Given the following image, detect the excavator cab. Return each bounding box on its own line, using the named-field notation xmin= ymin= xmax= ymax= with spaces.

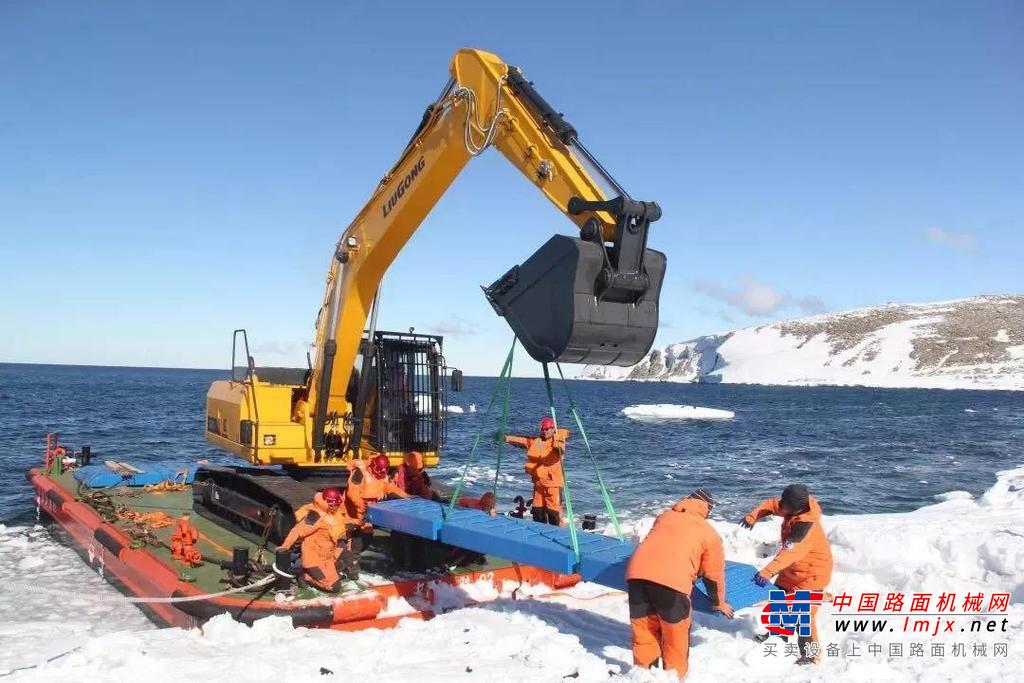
xmin=362 ymin=331 xmax=448 ymax=457
xmin=485 ymin=197 xmax=666 ymax=367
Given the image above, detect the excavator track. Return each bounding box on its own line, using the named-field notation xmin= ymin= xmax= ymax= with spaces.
xmin=192 ymin=466 xmax=348 ymax=545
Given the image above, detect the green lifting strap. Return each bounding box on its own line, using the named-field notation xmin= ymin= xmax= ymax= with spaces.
xmin=542 ymin=362 xmax=581 ymax=564
xmin=555 ymin=362 xmax=624 ymax=541
xmin=446 ymin=338 xmax=516 ymax=519
xmin=491 ymin=342 xmax=515 ymax=499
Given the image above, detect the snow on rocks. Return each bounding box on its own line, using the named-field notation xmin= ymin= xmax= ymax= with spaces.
xmin=621 ymin=404 xmax=735 ymax=422
xmin=580 ymin=295 xmax=1024 ymax=391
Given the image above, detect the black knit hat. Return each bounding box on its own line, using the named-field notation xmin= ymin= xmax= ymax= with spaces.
xmin=781 ymin=484 xmax=810 ymax=513
xmin=688 ymin=488 xmax=716 ymax=512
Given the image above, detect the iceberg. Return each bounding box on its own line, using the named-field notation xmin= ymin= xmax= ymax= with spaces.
xmin=621 ymin=403 xmax=735 ymax=421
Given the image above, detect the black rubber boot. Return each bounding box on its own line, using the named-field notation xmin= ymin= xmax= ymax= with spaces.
xmin=796 ymin=636 xmax=816 ymax=664
xmin=338 ymin=548 xmax=360 ymax=581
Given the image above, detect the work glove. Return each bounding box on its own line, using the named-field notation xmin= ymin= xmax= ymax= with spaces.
xmin=739 ymin=516 xmax=754 ymax=529
xmin=751 ymin=571 xmax=769 ymax=588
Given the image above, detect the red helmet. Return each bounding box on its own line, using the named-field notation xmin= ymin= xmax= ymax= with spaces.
xmin=539 ymin=416 xmax=555 ymax=431
xmin=369 ymin=453 xmax=390 ymax=478
xmin=322 ymin=487 xmax=343 ymax=507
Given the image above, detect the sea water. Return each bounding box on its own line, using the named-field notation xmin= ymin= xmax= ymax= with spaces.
xmin=1 ymin=363 xmax=1020 ymax=523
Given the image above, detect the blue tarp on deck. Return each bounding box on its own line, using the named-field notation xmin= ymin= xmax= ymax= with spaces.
xmin=73 ymin=464 xmax=196 ymax=488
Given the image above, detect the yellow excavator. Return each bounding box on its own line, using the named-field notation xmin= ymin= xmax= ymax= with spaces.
xmin=196 ymin=48 xmax=666 ymax=540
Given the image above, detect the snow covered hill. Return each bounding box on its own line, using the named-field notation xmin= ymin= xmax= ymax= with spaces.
xmin=580 ymin=295 xmax=1024 ymax=391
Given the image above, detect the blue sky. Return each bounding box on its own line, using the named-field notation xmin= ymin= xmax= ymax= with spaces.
xmin=1 ymin=1 xmax=1021 ymax=375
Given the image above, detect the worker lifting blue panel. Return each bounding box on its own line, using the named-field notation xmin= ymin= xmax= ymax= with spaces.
xmin=578 ymin=547 xmax=777 ymax=612
xmin=691 ymin=560 xmax=778 ymax=612
xmin=366 ymin=499 xmax=777 ymax=613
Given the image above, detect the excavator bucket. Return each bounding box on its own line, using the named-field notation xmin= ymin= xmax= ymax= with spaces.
xmin=484 ymin=235 xmax=666 ymax=367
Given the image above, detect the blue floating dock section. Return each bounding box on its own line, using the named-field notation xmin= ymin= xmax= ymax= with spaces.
xmin=366 ymin=499 xmax=777 ymax=613
xmin=365 ymin=497 xmax=445 ymax=540
xmin=691 ymin=560 xmax=778 ymax=612
xmin=366 ymin=498 xmax=622 ymax=575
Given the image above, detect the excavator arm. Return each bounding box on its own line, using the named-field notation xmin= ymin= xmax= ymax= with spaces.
xmin=205 ymin=48 xmax=665 ymax=468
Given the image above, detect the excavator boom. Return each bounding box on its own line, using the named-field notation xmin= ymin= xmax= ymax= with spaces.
xmin=205 ymin=48 xmax=666 ymax=472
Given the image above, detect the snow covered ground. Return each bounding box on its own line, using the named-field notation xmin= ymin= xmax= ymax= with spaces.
xmin=621 ymin=404 xmax=736 ymax=422
xmin=1 ymin=465 xmax=1022 ymax=682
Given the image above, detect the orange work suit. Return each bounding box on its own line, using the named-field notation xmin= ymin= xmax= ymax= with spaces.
xmin=279 ymin=492 xmax=354 ymax=591
xmin=393 ymin=451 xmax=436 ymax=500
xmin=505 ymin=428 xmax=567 ymax=525
xmin=458 ymin=494 xmax=496 ymax=514
xmin=625 ymin=498 xmax=726 ymax=679
xmin=744 ymin=496 xmax=833 ymax=658
xmin=343 ymin=459 xmax=411 ymax=527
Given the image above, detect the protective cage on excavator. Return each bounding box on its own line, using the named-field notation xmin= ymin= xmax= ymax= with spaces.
xmin=367 ymin=332 xmax=448 ymax=455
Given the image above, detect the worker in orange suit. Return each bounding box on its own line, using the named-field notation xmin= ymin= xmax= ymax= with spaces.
xmin=458 ymin=491 xmax=497 ymax=516
xmin=504 ymin=416 xmax=567 ymax=525
xmin=343 ymin=453 xmax=411 ymax=557
xmin=390 ymin=450 xmax=440 ymax=570
xmin=742 ymin=483 xmax=833 ymax=665
xmin=393 ymin=451 xmax=439 ymax=500
xmin=626 ymin=489 xmax=734 ymax=679
xmin=278 ymin=487 xmax=358 ymax=590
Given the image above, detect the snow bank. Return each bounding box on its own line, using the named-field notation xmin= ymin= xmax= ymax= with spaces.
xmin=4 ymin=466 xmax=1023 ymax=681
xmin=621 ymin=404 xmax=735 ymax=422
xmin=0 ymin=524 xmax=153 ymax=677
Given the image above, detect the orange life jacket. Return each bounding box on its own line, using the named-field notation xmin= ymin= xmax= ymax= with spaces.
xmin=507 ymin=428 xmax=568 ymax=488
xmin=279 ymin=492 xmax=350 ymax=572
xmin=343 ymin=459 xmax=409 ymax=523
xmin=394 ymin=451 xmax=433 ymax=498
xmin=291 ymin=493 xmax=349 ymax=543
